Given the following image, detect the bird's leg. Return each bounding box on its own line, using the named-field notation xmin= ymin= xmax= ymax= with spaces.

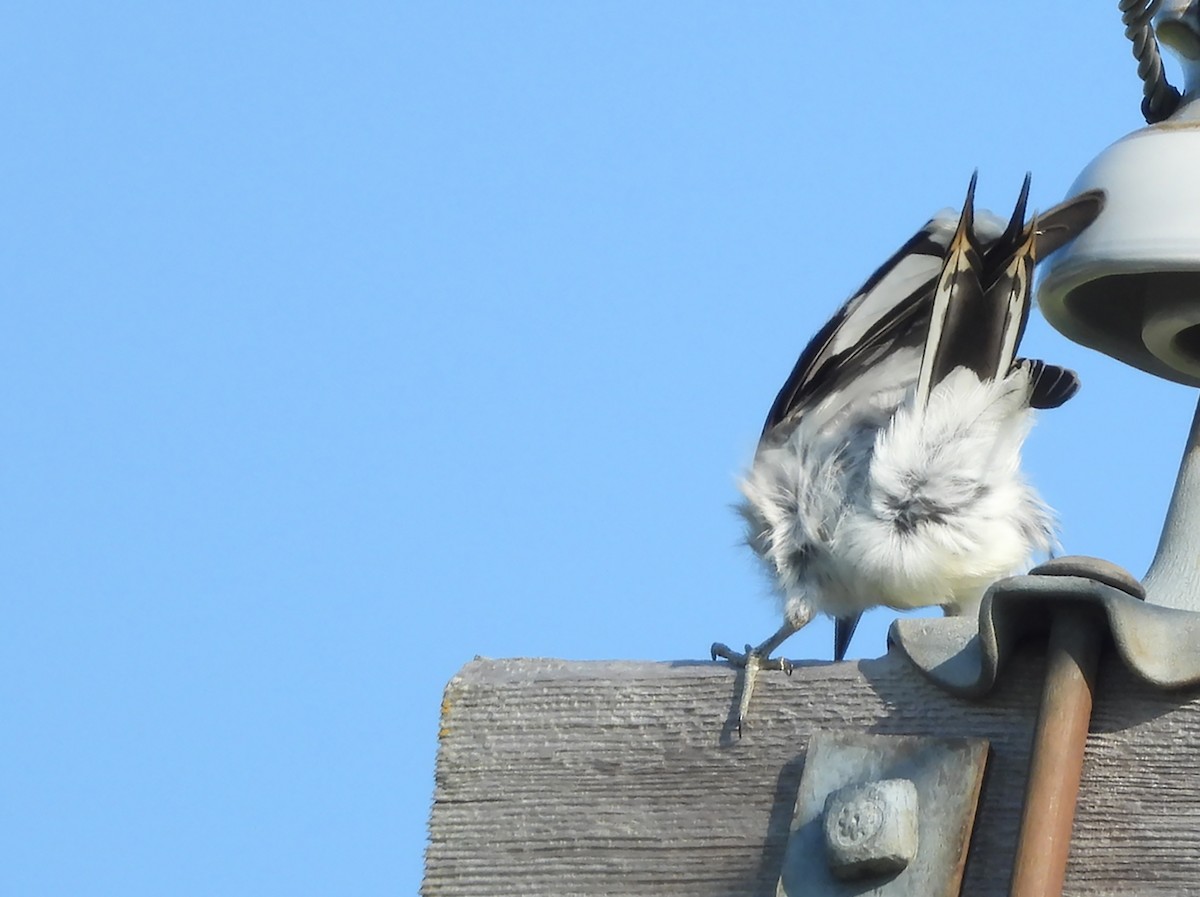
xmin=710 ymin=604 xmax=813 ymax=734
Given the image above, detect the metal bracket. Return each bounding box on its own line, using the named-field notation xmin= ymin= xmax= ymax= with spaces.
xmin=888 ymin=555 xmax=1200 ymax=698
xmin=779 ymin=732 xmax=988 ymax=897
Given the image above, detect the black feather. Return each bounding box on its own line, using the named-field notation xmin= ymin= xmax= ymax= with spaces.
xmin=834 ymin=614 xmax=860 ymax=662
xmin=1020 ymin=358 xmax=1081 ymax=409
xmin=917 ymin=174 xmax=1002 ymax=402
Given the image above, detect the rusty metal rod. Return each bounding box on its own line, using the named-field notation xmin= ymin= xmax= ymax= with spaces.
xmin=1008 ymin=606 xmax=1103 ymax=897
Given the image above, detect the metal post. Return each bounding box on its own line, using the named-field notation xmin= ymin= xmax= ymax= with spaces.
xmin=1142 ymin=393 xmax=1200 ymax=612
xmin=1008 ymin=606 xmax=1103 ymax=897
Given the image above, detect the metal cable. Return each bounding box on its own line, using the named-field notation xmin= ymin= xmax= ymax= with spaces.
xmin=1120 ymin=0 xmax=1182 ymax=123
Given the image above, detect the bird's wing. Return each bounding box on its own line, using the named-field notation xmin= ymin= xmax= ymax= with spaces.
xmin=761 ymin=224 xmax=953 ymax=436
xmin=1019 ymin=358 xmax=1081 ymax=409
xmin=761 ymin=185 xmax=1103 ymax=438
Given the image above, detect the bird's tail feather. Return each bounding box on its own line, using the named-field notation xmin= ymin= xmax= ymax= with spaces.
xmin=915 ymin=175 xmax=1069 ymax=411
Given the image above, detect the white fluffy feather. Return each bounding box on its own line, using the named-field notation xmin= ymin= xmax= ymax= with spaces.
xmin=739 ymin=337 xmax=1054 ymax=626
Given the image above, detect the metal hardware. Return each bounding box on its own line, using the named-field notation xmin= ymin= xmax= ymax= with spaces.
xmin=1008 ymin=605 xmax=1103 ymax=897
xmin=823 ymin=778 xmax=919 ymax=880
xmin=887 ymin=556 xmax=1200 ymax=697
xmin=779 ymin=733 xmax=988 ymax=897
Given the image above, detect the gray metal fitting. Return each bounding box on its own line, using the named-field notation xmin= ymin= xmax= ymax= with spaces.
xmin=822 ymin=778 xmax=919 ymax=880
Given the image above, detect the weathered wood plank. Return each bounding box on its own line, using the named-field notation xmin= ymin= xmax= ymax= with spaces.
xmin=423 ymin=648 xmax=1200 ymax=896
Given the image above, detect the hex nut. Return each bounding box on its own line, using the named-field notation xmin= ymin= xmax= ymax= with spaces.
xmin=822 ymin=778 xmax=919 ymax=880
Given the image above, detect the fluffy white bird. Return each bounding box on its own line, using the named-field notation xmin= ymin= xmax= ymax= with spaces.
xmin=712 ymin=174 xmax=1104 ymax=730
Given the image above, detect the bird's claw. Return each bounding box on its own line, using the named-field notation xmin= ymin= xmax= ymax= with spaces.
xmin=710 ymin=641 xmax=743 ymax=665
xmin=711 ymin=642 xmax=790 ymax=668
xmin=756 ymin=653 xmax=792 ymax=674
xmin=709 ymin=640 xmax=792 ymax=735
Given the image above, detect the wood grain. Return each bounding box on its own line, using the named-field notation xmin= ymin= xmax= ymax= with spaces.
xmin=423 ymin=648 xmax=1200 ymax=896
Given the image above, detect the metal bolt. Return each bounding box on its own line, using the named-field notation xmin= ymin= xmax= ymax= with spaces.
xmin=822 ymin=778 xmax=919 ymax=880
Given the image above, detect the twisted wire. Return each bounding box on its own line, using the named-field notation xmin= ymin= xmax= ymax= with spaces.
xmin=1120 ymin=0 xmax=1182 ymax=123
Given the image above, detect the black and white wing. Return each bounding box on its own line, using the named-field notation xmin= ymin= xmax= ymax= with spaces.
xmin=761 ymin=182 xmax=1103 ymax=443
xmin=761 ymin=223 xmax=953 ymax=440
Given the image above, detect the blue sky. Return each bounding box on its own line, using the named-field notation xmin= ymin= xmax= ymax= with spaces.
xmin=4 ymin=4 xmax=1196 ymax=895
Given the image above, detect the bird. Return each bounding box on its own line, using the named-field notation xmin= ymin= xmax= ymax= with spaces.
xmin=711 ymin=174 xmax=1104 ymax=732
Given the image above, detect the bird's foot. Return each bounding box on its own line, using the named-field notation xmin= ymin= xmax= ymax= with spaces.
xmin=710 ymin=642 xmax=794 ymax=673
xmin=710 ymin=642 xmax=793 ymax=736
